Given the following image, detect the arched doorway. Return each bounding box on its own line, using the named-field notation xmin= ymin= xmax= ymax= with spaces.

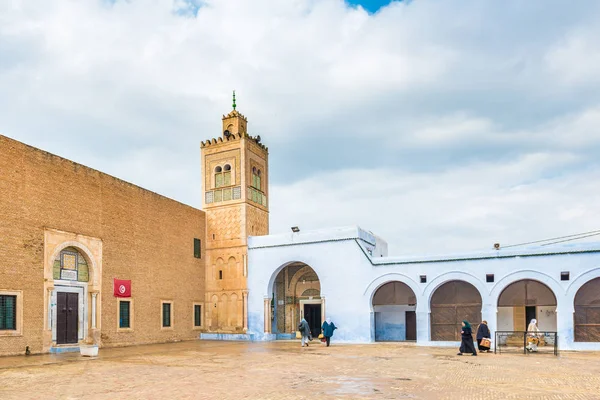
xmin=497 ymin=279 xmax=557 ymax=332
xmin=430 ymin=281 xmax=482 ymax=341
xmin=270 ymin=262 xmax=322 ymax=338
xmin=372 ymin=281 xmax=417 ymax=341
xmin=574 ymin=277 xmax=600 ymax=342
xmin=50 ymin=246 xmax=91 ymax=345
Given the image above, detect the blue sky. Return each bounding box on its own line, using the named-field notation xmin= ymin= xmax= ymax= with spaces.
xmin=1 ymin=0 xmax=600 ymax=254
xmin=347 ymin=0 xmax=394 ymax=13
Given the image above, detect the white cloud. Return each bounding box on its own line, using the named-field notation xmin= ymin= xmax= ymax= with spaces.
xmin=1 ymin=0 xmax=600 ymax=254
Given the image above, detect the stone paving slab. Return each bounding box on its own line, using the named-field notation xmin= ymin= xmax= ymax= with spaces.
xmin=1 ymin=341 xmax=599 ymax=399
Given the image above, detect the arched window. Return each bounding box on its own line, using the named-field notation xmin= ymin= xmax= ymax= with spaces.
xmin=252 ymin=168 xmax=261 ymax=191
xmin=215 ymin=165 xmax=231 ymax=188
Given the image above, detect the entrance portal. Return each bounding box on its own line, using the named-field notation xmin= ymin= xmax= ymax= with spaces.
xmin=372 ymin=281 xmax=417 ymax=341
xmin=56 ymin=292 xmax=79 ymax=344
xmin=270 ymin=262 xmax=323 ymax=337
xmin=304 ymin=304 xmax=322 ymax=338
xmin=497 ymin=279 xmax=557 ymax=332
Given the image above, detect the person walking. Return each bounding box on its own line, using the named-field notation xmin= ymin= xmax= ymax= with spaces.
xmin=321 ymin=317 xmax=337 ymax=347
xmin=476 ymin=320 xmax=491 ymax=352
xmin=526 ymin=319 xmax=541 ymax=352
xmin=298 ymin=318 xmax=311 ymax=347
xmin=457 ymin=320 xmax=477 ymax=356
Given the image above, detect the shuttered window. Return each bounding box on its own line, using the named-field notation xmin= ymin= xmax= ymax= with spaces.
xmin=119 ymin=301 xmax=130 ymax=329
xmin=0 ymin=295 xmax=16 ymax=330
xmin=194 ymin=305 xmax=202 ymax=327
xmin=193 ymin=238 xmax=201 ymax=259
xmin=162 ymin=303 xmax=171 ymax=327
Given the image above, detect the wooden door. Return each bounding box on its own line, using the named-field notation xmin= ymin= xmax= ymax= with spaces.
xmin=56 ymin=292 xmax=79 ymax=344
xmin=405 ymin=311 xmax=417 ymax=341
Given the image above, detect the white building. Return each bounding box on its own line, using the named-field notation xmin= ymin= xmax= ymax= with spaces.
xmin=246 ymin=226 xmax=600 ymax=351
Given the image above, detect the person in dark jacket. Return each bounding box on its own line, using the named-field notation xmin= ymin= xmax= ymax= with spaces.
xmin=321 ymin=318 xmax=337 ymax=347
xmin=476 ymin=320 xmax=491 ymax=352
xmin=298 ymin=318 xmax=311 ymax=347
xmin=457 ymin=320 xmax=477 ymax=356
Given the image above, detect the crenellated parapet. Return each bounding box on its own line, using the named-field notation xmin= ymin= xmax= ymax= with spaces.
xmin=201 ymin=132 xmax=268 ymax=152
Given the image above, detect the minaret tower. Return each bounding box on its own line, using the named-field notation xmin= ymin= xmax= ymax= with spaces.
xmin=201 ymin=92 xmax=269 ymax=333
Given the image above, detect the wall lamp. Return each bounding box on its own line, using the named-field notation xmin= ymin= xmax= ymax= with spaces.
xmin=291 ymin=226 xmax=300 ymax=233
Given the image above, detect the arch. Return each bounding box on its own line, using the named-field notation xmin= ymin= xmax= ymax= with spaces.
xmin=490 ymin=270 xmax=563 ymax=305
xmin=363 ymin=274 xmax=421 ymax=312
xmin=567 ymin=267 xmax=600 ymax=309
xmin=372 ymin=281 xmax=418 ymax=342
xmin=424 ymin=271 xmax=486 ymax=309
xmin=229 ymin=293 xmax=239 ymax=328
xmin=268 ymin=261 xmax=323 ymax=336
xmin=48 ymin=241 xmax=98 ymax=285
xmin=218 ymin=294 xmax=228 ymax=328
xmin=430 ymin=280 xmax=482 ymax=341
xmin=228 ymin=256 xmax=237 ymax=278
xmin=574 ymin=277 xmax=600 ymax=342
xmin=496 ymin=279 xmax=557 ymax=333
xmin=210 ymin=295 xmax=219 ymax=330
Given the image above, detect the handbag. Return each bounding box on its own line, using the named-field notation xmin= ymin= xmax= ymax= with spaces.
xmin=295 ymin=331 xmax=301 ymax=339
xmin=318 ymin=333 xmax=324 ymax=339
xmin=480 ymin=338 xmax=491 ymax=347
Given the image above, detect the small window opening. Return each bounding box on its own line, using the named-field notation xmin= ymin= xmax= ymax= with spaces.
xmin=193 ymin=238 xmax=201 ymax=259
xmin=561 ymin=271 xmax=570 ymax=281
xmin=224 ymin=164 xmax=231 ymax=171
xmin=219 ymin=270 xmax=223 ymax=280
xmin=486 ymin=274 xmax=495 ymax=283
xmin=420 ymin=275 xmax=427 ymax=283
xmin=212 ymin=234 xmax=215 ymax=240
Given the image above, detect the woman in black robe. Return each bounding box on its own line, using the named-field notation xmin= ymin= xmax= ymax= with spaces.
xmin=476 ymin=320 xmax=491 ymax=352
xmin=457 ymin=320 xmax=477 ymax=356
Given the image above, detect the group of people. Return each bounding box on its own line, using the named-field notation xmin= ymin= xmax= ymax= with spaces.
xmin=458 ymin=319 xmax=543 ymax=355
xmin=457 ymin=320 xmax=491 ymax=356
xmin=298 ymin=317 xmax=337 ymax=347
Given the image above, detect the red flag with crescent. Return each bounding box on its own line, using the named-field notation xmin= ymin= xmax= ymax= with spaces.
xmin=114 ymin=279 xmax=131 ymax=297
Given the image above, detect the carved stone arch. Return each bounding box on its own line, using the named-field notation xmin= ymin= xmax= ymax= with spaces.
xmin=228 ymin=256 xmax=237 ymax=278
xmin=229 ymin=293 xmax=239 ymax=328
xmin=210 ymin=295 xmax=219 ymax=330
xmin=219 ymin=293 xmax=228 ymax=328
xmin=48 ymin=241 xmax=99 ymax=285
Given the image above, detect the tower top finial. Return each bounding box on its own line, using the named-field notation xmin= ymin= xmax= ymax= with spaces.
xmin=232 ymin=90 xmax=236 ymax=110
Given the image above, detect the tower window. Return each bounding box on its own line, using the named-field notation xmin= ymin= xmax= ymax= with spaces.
xmin=219 ymin=270 xmax=223 ymax=280
xmin=215 ymin=165 xmax=231 ymax=188
xmin=193 ymin=238 xmax=201 ymax=259
xmin=252 ymin=168 xmax=261 ymax=191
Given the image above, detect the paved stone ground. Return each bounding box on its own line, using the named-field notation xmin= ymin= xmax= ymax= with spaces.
xmin=1 ymin=341 xmax=599 ymax=399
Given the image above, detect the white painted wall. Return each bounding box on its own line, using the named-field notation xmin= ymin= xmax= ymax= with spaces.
xmin=497 ymin=307 xmax=514 ymax=332
xmin=536 ymin=306 xmax=557 ymax=332
xmin=247 ymin=225 xmax=600 ymax=351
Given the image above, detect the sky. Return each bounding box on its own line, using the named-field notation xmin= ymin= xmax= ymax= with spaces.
xmin=1 ymin=0 xmax=600 ymax=255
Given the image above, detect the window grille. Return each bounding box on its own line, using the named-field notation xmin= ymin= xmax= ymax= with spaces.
xmin=0 ymin=295 xmax=16 ymax=330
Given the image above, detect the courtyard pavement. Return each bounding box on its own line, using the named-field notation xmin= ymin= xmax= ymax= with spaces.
xmin=0 ymin=340 xmax=599 ymax=399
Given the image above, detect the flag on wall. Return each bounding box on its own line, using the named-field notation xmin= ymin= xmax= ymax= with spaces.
xmin=114 ymin=279 xmax=131 ymax=297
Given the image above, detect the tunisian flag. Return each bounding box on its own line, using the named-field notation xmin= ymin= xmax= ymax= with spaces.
xmin=114 ymin=279 xmax=132 ymax=297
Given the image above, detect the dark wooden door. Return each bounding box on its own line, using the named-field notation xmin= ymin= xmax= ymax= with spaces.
xmin=304 ymin=304 xmax=321 ymax=338
xmin=56 ymin=292 xmax=79 ymax=344
xmin=405 ymin=311 xmax=417 ymax=341
xmin=526 ymin=306 xmax=537 ymax=329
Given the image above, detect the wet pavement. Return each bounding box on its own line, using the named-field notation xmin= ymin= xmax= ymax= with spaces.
xmin=1 ymin=340 xmax=600 ymax=399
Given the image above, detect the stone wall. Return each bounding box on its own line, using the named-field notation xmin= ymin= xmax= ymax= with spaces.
xmin=0 ymin=135 xmax=205 ymax=355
